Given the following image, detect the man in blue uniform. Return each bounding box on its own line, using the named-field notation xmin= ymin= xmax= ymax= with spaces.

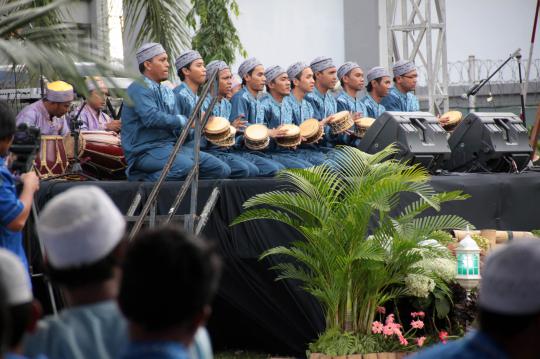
xmin=381 ymin=60 xmax=420 ymax=112
xmin=121 ymin=43 xmax=230 ymax=181
xmin=0 ymin=102 xmax=39 ymax=272
xmin=261 ymin=65 xmax=313 ymax=168
xmin=172 ymin=50 xmax=234 ymax=178
xmin=282 ymin=62 xmax=326 ymax=164
xmin=230 ymin=58 xmax=284 ymax=176
xmin=360 ymin=66 xmax=392 ymax=119
xmin=200 ymin=59 xmax=257 ymax=177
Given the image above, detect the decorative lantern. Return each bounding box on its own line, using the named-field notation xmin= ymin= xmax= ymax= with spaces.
xmin=456 ymin=233 xmax=481 ymax=291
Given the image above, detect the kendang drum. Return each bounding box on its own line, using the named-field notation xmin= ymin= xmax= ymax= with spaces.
xmin=329 ymin=111 xmax=354 ymax=134
xmin=205 ymin=117 xmax=236 ymax=147
xmin=275 ymin=124 xmax=302 ymax=148
xmin=244 ymin=124 xmax=270 ymax=150
xmin=441 ymin=111 xmax=463 ymax=132
xmin=64 ymin=131 xmax=127 ymax=179
xmin=354 ymin=117 xmax=376 ymax=138
xmin=34 ymin=135 xmax=68 ymax=178
xmin=299 ymin=119 xmax=324 ymax=144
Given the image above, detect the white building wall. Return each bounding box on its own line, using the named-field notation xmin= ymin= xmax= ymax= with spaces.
xmin=231 ymin=0 xmax=345 ymax=73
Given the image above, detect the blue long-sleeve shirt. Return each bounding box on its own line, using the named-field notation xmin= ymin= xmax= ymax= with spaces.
xmin=360 ymin=93 xmax=387 ymax=118
xmin=380 ymin=86 xmax=420 ymax=112
xmin=304 ymin=87 xmax=337 ymax=120
xmin=336 ymin=90 xmax=367 ymax=115
xmin=282 ymin=94 xmax=315 ymax=125
xmin=229 ymin=87 xmax=264 ymax=124
xmin=121 ymin=77 xmax=187 ymax=164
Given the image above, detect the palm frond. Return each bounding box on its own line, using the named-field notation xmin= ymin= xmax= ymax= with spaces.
xmin=123 ymin=0 xmax=191 ymax=60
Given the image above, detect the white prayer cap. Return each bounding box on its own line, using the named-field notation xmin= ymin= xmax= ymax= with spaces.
xmin=45 ymin=81 xmax=74 ymax=103
xmin=136 ymin=42 xmax=166 ymax=65
xmin=479 ymin=239 xmax=540 ymax=315
xmin=393 ymin=60 xmax=416 ymax=77
xmin=0 ymin=249 xmax=33 ymax=305
xmin=206 ymin=60 xmax=229 ymax=76
xmin=85 ymin=76 xmax=107 ymax=92
xmin=37 ymin=185 xmax=126 ymax=269
xmin=366 ymin=66 xmax=391 ymax=83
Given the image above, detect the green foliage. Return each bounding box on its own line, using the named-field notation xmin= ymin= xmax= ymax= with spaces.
xmin=429 ymin=230 xmax=454 ymax=245
xmin=533 ymin=229 xmax=540 ymax=237
xmin=0 ymin=0 xmax=123 ymax=93
xmin=471 ymin=234 xmax=489 ymax=252
xmin=187 ymin=0 xmax=247 ymax=64
xmin=123 ymin=0 xmax=191 ymax=61
xmin=232 ymin=145 xmax=473 ymax=336
xmin=308 ymin=328 xmax=379 ymax=356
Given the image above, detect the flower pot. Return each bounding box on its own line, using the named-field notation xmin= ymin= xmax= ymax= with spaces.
xmin=363 ymin=353 xmax=378 ymax=359
xmin=348 ymin=355 xmax=363 ymax=359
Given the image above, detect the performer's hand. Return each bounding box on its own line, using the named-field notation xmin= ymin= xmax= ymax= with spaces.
xmin=437 ymin=114 xmax=450 ymax=125
xmin=232 ymin=115 xmax=247 ymax=130
xmin=321 ymin=115 xmax=334 ymax=126
xmin=352 ymin=112 xmax=362 ymax=121
xmin=106 ymin=120 xmax=121 ymax=132
xmin=270 ymin=127 xmax=288 ymax=138
xmin=20 ymin=172 xmax=39 ymax=193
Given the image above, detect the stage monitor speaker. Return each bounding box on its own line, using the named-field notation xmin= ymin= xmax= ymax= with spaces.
xmin=445 ymin=112 xmax=532 ymax=172
xmin=358 ymin=111 xmax=451 ymax=171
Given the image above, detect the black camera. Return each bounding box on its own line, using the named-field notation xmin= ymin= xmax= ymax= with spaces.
xmin=9 ymin=123 xmax=41 ymax=174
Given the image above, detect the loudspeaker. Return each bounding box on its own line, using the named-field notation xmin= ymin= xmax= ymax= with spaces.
xmin=445 ymin=112 xmax=532 ymax=172
xmin=358 ymin=111 xmax=451 ymax=170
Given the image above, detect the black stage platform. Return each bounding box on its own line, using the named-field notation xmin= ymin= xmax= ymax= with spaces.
xmin=34 ymin=171 xmax=540 ymax=355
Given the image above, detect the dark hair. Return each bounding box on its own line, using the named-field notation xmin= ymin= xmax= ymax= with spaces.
xmin=138 ymin=62 xmax=146 ymax=75
xmin=340 ymin=79 xmax=345 ymax=88
xmin=118 ymin=226 xmax=222 ymax=332
xmin=366 ymin=78 xmax=383 ymax=93
xmin=241 ymin=68 xmax=256 ymax=87
xmin=7 ymin=303 xmax=32 ymax=348
xmin=290 ymin=72 xmax=303 ymax=90
xmin=0 ymin=102 xmax=16 ymax=141
xmin=479 ymin=308 xmax=540 ymax=338
xmin=46 ymin=243 xmax=122 ymax=289
xmin=177 ymin=61 xmax=196 ymax=82
xmin=393 ymin=77 xmax=397 ymax=83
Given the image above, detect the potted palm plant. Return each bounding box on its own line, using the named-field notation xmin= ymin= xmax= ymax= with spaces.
xmin=232 ymin=145 xmax=472 ymax=357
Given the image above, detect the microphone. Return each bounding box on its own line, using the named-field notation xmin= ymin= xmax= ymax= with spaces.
xmin=462 ymin=82 xmax=480 ymax=98
xmin=511 ymin=48 xmax=521 ymax=58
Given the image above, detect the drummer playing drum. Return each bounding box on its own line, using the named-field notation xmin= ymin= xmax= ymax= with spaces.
xmin=76 ymin=76 xmax=121 ymax=132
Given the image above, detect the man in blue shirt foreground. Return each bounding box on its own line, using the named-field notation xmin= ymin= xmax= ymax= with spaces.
xmin=118 ymin=226 xmax=222 ymax=359
xmin=413 ymin=239 xmax=540 ymax=359
xmin=0 ymin=101 xmax=40 ymax=272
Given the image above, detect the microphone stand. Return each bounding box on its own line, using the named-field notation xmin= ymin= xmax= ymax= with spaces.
xmin=465 ymin=49 xmax=526 ymax=125
xmin=516 ymin=53 xmax=527 ymax=124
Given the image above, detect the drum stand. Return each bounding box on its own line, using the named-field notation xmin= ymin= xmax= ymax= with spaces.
xmin=48 ymin=102 xmax=98 ymax=181
xmin=126 ymin=70 xmax=222 ymax=238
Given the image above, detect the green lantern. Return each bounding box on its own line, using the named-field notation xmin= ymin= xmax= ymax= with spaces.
xmin=456 ymin=234 xmax=481 ymax=291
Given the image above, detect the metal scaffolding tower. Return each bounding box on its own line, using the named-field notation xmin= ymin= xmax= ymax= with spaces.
xmin=386 ymin=0 xmax=449 ymax=114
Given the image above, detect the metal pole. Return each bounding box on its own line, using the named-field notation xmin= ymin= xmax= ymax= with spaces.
xmin=468 ymin=55 xmax=477 ymax=112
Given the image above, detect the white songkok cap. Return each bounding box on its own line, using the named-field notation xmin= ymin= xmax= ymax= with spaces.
xmin=479 ymin=239 xmax=540 ymax=315
xmin=85 ymin=76 xmax=107 ymax=92
xmin=136 ymin=42 xmax=166 ymax=65
xmin=37 ymin=185 xmax=126 ymax=269
xmin=0 ymin=249 xmax=33 ymax=305
xmin=393 ymin=60 xmax=416 ymax=77
xmin=366 ymin=66 xmax=391 ymax=83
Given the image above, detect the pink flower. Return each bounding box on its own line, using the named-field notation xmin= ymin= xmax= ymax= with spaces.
xmin=411 ymin=311 xmax=426 ymax=318
xmin=376 ymin=306 xmax=386 ymax=314
xmin=398 ymin=334 xmax=408 ymax=346
xmin=385 ymin=313 xmax=395 ymax=324
xmin=439 ymin=330 xmax=448 ymax=344
xmin=411 ymin=319 xmax=425 ymax=329
xmin=372 ymin=321 xmax=384 ymax=334
xmin=416 ymin=336 xmax=426 ymax=347
xmin=383 ymin=324 xmax=395 ymax=336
